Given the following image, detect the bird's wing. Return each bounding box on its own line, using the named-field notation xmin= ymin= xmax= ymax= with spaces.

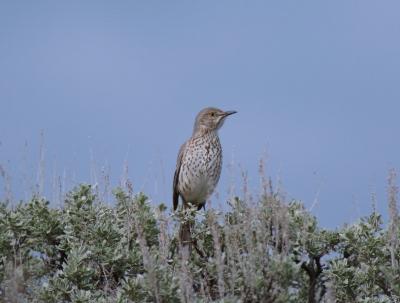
xmin=173 ymin=142 xmax=186 ymax=211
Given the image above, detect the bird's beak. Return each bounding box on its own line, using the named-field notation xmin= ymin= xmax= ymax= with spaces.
xmin=222 ymin=110 xmax=237 ymax=117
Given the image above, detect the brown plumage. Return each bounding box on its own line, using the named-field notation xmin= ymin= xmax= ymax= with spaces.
xmin=173 ymin=107 xmax=236 ymax=249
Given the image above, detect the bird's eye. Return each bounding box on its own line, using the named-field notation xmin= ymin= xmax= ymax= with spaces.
xmin=210 ymin=112 xmax=216 ymax=117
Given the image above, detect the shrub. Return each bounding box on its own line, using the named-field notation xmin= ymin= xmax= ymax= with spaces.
xmin=0 ymin=182 xmax=399 ymax=302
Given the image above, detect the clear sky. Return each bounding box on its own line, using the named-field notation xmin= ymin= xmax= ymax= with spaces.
xmin=1 ymin=1 xmax=399 ymax=228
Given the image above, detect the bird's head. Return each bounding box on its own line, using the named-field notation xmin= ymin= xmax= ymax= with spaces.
xmin=193 ymin=107 xmax=237 ymax=135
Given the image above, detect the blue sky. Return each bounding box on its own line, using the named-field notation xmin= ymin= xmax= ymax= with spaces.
xmin=1 ymin=1 xmax=399 ymax=228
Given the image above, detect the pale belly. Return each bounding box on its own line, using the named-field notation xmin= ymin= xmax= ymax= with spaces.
xmin=180 ymin=172 xmax=214 ymax=204
xmin=178 ymin=140 xmax=222 ymax=205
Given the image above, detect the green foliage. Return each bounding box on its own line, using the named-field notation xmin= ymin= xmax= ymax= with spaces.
xmin=327 ymin=212 xmax=400 ymax=302
xmin=0 ymin=184 xmax=399 ymax=302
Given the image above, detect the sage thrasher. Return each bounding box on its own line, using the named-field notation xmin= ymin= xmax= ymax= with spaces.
xmin=173 ymin=107 xmax=236 ymax=248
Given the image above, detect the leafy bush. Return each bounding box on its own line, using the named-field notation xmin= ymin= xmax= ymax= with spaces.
xmin=0 ymin=182 xmax=399 ymax=302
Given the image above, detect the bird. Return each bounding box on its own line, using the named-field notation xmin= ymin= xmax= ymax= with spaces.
xmin=173 ymin=107 xmax=236 ymax=248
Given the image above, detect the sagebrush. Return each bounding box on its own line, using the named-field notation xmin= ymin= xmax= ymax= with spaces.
xmin=0 ymin=179 xmax=399 ymax=302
